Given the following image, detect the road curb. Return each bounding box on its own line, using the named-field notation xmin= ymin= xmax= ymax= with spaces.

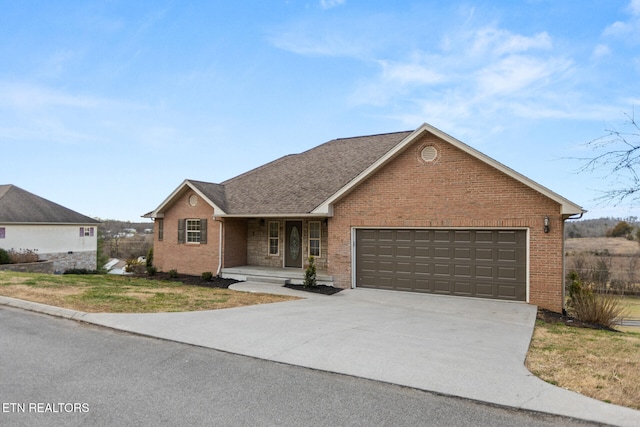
xmin=0 ymin=296 xmax=89 ymax=321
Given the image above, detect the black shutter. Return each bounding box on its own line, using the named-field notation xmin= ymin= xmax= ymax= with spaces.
xmin=200 ymin=219 xmax=207 ymax=244
xmin=178 ymin=219 xmax=185 ymax=243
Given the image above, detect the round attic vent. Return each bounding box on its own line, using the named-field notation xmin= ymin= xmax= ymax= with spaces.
xmin=421 ymin=146 xmax=438 ymax=162
xmin=188 ymin=194 xmax=198 ymax=206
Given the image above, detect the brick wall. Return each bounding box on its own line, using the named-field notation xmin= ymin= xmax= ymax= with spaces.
xmin=223 ymin=218 xmax=248 ymax=268
xmin=328 ymin=132 xmax=566 ymax=312
xmin=153 ymin=190 xmax=219 ymax=276
xmin=0 ymin=260 xmax=54 ymax=273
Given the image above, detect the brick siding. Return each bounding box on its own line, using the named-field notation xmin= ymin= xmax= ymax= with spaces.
xmin=223 ymin=218 xmax=248 ymax=268
xmin=153 ymin=191 xmax=219 ymax=276
xmin=328 ymin=133 xmax=566 ymax=312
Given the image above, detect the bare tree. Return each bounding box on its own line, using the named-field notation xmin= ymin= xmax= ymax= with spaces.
xmin=578 ymin=112 xmax=640 ymax=206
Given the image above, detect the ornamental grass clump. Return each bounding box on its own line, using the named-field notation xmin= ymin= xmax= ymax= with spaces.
xmin=567 ymin=271 xmax=628 ymax=328
xmin=8 ymin=248 xmax=39 ymax=264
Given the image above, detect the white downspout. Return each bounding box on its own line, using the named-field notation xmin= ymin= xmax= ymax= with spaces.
xmin=216 ymin=218 xmax=223 ymax=277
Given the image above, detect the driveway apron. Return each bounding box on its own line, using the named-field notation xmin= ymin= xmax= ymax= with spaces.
xmin=73 ymin=284 xmax=640 ymax=426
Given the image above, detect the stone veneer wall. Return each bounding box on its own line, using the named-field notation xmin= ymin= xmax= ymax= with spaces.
xmin=246 ymin=219 xmax=329 ymax=270
xmin=39 ymin=251 xmax=98 ymax=273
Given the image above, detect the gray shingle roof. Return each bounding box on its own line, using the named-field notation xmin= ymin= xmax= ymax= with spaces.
xmin=187 ymin=131 xmax=412 ymax=215
xmin=0 ymin=185 xmax=100 ymax=224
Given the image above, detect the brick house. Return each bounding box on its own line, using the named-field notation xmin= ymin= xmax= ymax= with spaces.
xmin=145 ymin=123 xmax=584 ymax=312
xmin=0 ymin=185 xmax=100 ymax=272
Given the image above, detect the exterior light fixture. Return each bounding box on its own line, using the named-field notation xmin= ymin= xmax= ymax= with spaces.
xmin=544 ymin=216 xmax=550 ymax=233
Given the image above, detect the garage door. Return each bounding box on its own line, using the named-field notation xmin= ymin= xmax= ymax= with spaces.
xmin=355 ymin=229 xmax=527 ymax=301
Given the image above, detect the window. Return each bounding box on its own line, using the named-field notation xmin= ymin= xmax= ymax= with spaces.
xmin=178 ymin=219 xmax=207 ymax=244
xmin=268 ymin=222 xmax=279 ymax=255
xmin=186 ymin=219 xmax=201 ymax=243
xmin=0 ymin=227 xmax=5 ymax=239
xmin=79 ymin=227 xmax=94 ymax=237
xmin=309 ymin=221 xmax=321 ymax=257
xmin=157 ymin=219 xmax=164 ymax=241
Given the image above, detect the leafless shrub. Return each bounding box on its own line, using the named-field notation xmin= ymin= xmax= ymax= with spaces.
xmin=8 ymin=248 xmax=39 ymax=264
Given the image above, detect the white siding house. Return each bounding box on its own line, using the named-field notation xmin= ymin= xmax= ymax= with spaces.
xmin=0 ymin=185 xmax=101 ymax=272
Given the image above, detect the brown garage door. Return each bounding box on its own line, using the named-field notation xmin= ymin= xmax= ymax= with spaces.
xmin=356 ymin=229 xmax=527 ymax=301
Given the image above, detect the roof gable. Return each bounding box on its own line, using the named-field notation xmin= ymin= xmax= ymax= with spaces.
xmin=149 ymin=179 xmax=227 ymax=218
xmin=313 ymin=123 xmax=584 ymax=216
xmin=0 ymin=185 xmax=100 ymax=224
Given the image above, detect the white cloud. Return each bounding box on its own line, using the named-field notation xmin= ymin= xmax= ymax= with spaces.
xmin=0 ymin=82 xmax=102 ymax=110
xmin=592 ymin=43 xmax=611 ymax=59
xmin=470 ymin=27 xmax=552 ymax=57
xmin=270 ymin=31 xmax=355 ymax=56
xmin=629 ymin=0 xmax=640 ymax=16
xmin=603 ymin=20 xmax=633 ymax=37
xmin=379 ymin=60 xmax=446 ymax=85
xmin=320 ymin=0 xmax=345 ymax=10
xmin=602 ymin=0 xmax=640 ymax=39
xmin=475 ymin=55 xmax=572 ymax=97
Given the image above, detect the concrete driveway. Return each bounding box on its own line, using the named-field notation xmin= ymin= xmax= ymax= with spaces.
xmin=4 ymin=283 xmax=640 ymax=426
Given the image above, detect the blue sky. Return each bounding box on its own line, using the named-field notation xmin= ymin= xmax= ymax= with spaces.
xmin=2 ymin=0 xmax=640 ymax=222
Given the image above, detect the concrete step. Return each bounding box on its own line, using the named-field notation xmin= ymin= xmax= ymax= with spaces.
xmin=245 ymin=275 xmax=288 ymax=285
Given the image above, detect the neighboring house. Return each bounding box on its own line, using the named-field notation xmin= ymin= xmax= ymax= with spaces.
xmin=0 ymin=185 xmax=101 ymax=272
xmin=145 ymin=123 xmax=584 ymax=313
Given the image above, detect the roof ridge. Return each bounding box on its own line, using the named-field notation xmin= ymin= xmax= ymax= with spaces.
xmin=333 ymin=130 xmax=413 ymax=141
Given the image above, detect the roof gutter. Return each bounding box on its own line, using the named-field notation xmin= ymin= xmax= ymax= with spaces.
xmin=564 ymin=212 xmax=586 ymax=221
xmin=213 ymin=213 xmax=330 ymax=219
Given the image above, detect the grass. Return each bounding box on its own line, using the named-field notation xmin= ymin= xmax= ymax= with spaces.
xmin=625 ymin=297 xmax=640 ymax=318
xmin=0 ymin=271 xmax=298 ymax=313
xmin=526 ymin=315 xmax=640 ymax=410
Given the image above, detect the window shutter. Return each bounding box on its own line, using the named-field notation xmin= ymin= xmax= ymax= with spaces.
xmin=200 ymin=219 xmax=207 ymax=244
xmin=178 ymin=219 xmax=185 ymax=243
xmin=158 ymin=219 xmax=164 ymax=241
xmin=80 ymin=227 xmax=84 ymax=237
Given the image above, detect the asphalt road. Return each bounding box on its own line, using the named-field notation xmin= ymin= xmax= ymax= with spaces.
xmin=0 ymin=307 xmax=593 ymax=427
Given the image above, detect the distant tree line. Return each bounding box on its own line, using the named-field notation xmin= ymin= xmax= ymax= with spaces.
xmin=565 ymin=217 xmax=640 ymax=239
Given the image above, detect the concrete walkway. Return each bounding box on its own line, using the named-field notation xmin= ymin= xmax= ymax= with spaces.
xmin=2 ymin=283 xmax=640 ymax=426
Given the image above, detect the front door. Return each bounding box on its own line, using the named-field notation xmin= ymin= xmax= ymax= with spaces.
xmin=285 ymin=221 xmax=303 ymax=268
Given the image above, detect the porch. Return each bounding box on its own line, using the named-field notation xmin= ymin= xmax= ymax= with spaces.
xmin=221 ymin=265 xmax=334 ymax=287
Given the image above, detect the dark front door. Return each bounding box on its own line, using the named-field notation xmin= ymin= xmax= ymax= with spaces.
xmin=285 ymin=221 xmax=303 ymax=268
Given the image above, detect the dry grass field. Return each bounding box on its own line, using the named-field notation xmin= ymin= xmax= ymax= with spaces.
xmin=565 ymin=237 xmax=640 ymax=294
xmin=565 ymin=237 xmax=640 ymax=256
